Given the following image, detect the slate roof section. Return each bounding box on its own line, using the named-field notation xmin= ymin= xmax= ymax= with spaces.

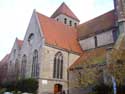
xmin=37 ymin=12 xmax=82 ymax=54
xmin=77 ymin=10 xmax=116 ymax=40
xmin=51 ymin=2 xmax=80 ymax=22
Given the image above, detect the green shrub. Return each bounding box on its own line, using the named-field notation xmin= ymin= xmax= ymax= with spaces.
xmin=12 ymin=91 xmax=17 ymax=94
xmin=1 ymin=78 xmax=38 ymax=93
xmin=116 ymin=85 xmax=125 ymax=94
xmin=0 ymin=88 xmax=7 ymax=94
xmin=16 ymin=78 xmax=38 ymax=93
xmin=17 ymin=91 xmax=22 ymax=94
xmin=2 ymin=81 xmax=16 ymax=91
xmin=92 ymin=83 xmax=112 ymax=94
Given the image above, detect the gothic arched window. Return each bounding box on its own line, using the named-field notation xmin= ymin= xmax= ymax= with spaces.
xmin=13 ymin=49 xmax=16 ymax=58
xmin=15 ymin=59 xmax=19 ymax=79
xmin=32 ymin=50 xmax=39 ymax=78
xmin=28 ymin=33 xmax=34 ymax=45
xmin=21 ymin=55 xmax=27 ymax=79
xmin=53 ymin=52 xmax=63 ymax=79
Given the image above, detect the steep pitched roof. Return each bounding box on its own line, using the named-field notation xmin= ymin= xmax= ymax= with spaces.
xmin=16 ymin=38 xmax=23 ymax=49
xmin=0 ymin=54 xmax=10 ymax=66
xmin=51 ymin=2 xmax=79 ymax=22
xmin=37 ymin=12 xmax=82 ymax=54
xmin=77 ymin=10 xmax=116 ymax=40
xmin=69 ymin=48 xmax=106 ymax=70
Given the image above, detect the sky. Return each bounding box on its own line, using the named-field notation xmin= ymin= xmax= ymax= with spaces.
xmin=0 ymin=0 xmax=114 ymax=60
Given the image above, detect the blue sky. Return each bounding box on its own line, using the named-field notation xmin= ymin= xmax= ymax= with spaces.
xmin=0 ymin=0 xmax=114 ymax=60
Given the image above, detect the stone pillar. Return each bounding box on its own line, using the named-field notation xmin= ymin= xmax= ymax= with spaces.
xmin=114 ymin=0 xmax=125 ymax=34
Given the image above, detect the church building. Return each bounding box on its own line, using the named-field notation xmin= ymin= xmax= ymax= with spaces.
xmin=0 ymin=0 xmax=125 ymax=94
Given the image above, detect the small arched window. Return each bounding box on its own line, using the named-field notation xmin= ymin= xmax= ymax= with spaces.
xmin=64 ymin=18 xmax=67 ymax=24
xmin=13 ymin=49 xmax=16 ymax=57
xmin=69 ymin=20 xmax=72 ymax=26
xmin=21 ymin=55 xmax=27 ymax=79
xmin=74 ymin=23 xmax=77 ymax=27
xmin=53 ymin=52 xmax=63 ymax=79
xmin=28 ymin=33 xmax=34 ymax=45
xmin=94 ymin=36 xmax=97 ymax=47
xmin=15 ymin=59 xmax=19 ymax=78
xmin=32 ymin=50 xmax=39 ymax=78
xmin=10 ymin=61 xmax=12 ymax=65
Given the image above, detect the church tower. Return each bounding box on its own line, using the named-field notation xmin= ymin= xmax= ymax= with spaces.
xmin=114 ymin=0 xmax=125 ymax=33
xmin=51 ymin=2 xmax=80 ymax=27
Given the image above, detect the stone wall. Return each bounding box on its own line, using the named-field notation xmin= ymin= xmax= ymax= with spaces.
xmin=97 ymin=30 xmax=114 ymax=46
xmin=38 ymin=45 xmax=79 ymax=94
xmin=79 ymin=37 xmax=95 ymax=50
xmin=7 ymin=39 xmax=21 ymax=81
xmin=79 ymin=30 xmax=114 ymax=50
xmin=20 ymin=11 xmax=44 ymax=78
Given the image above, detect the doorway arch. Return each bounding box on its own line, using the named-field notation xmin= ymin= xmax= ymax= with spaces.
xmin=54 ymin=84 xmax=63 ymax=94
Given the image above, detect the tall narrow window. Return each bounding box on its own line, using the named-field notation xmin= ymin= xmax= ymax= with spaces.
xmin=53 ymin=58 xmax=57 ymax=78
xmin=60 ymin=58 xmax=63 ymax=79
xmin=78 ymin=72 xmax=82 ymax=86
xmin=9 ymin=61 xmax=12 ymax=66
xmin=9 ymin=61 xmax=12 ymax=76
xmin=21 ymin=55 xmax=27 ymax=79
xmin=15 ymin=59 xmax=19 ymax=79
xmin=28 ymin=33 xmax=34 ymax=45
xmin=13 ymin=49 xmax=16 ymax=58
xmin=64 ymin=18 xmax=67 ymax=24
xmin=69 ymin=20 xmax=72 ymax=26
xmin=74 ymin=23 xmax=77 ymax=27
xmin=53 ymin=52 xmax=63 ymax=79
xmin=95 ymin=36 xmax=97 ymax=47
xmin=32 ymin=50 xmax=39 ymax=78
xmin=113 ymin=30 xmax=118 ymax=42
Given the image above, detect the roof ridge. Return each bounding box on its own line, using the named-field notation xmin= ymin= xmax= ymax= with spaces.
xmin=78 ymin=9 xmax=115 ymax=26
xmin=37 ymin=11 xmax=82 ymax=54
xmin=51 ymin=2 xmax=79 ymax=21
xmin=37 ymin=11 xmax=76 ymax=29
xmin=77 ymin=9 xmax=116 ymax=39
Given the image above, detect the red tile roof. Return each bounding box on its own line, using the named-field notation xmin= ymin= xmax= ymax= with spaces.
xmin=51 ymin=2 xmax=79 ymax=22
xmin=69 ymin=48 xmax=106 ymax=70
xmin=16 ymin=38 xmax=23 ymax=49
xmin=37 ymin=12 xmax=82 ymax=54
xmin=0 ymin=54 xmax=10 ymax=66
xmin=77 ymin=10 xmax=116 ymax=40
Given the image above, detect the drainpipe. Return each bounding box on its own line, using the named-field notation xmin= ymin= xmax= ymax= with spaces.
xmin=67 ymin=52 xmax=70 ymax=94
xmin=112 ymin=76 xmax=117 ymax=94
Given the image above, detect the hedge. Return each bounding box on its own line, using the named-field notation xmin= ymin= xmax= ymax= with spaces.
xmin=0 ymin=78 xmax=38 ymax=93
